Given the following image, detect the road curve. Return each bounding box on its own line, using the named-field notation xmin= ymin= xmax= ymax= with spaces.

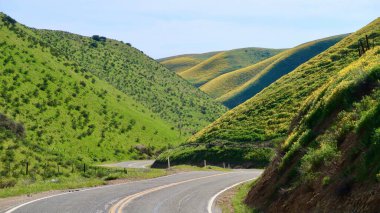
xmin=4 ymin=170 xmax=262 ymax=213
xmin=101 ymin=160 xmax=155 ymax=168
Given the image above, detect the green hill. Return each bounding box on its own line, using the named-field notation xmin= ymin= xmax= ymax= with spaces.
xmin=159 ymin=52 xmax=220 ymax=73
xmin=201 ymin=35 xmax=347 ymax=108
xmin=163 ymin=48 xmax=284 ymax=87
xmin=32 ymin=29 xmax=227 ymax=136
xmin=154 ymin=18 xmax=379 ymax=168
xmin=246 ymin=42 xmax=380 ymax=212
xmin=0 ymin=13 xmax=226 ymax=179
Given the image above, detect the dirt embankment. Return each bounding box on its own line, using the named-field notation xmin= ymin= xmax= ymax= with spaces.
xmin=245 ymin=133 xmax=380 ymax=213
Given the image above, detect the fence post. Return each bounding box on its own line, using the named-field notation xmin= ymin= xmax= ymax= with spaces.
xmin=167 ymin=156 xmax=171 ymax=169
xmin=223 ymin=162 xmax=226 ymax=169
xmin=204 ymin=160 xmax=207 ymax=167
xmin=26 ymin=161 xmax=29 ymax=175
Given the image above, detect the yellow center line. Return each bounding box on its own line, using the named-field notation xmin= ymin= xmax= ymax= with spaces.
xmin=109 ymin=172 xmax=231 ymax=213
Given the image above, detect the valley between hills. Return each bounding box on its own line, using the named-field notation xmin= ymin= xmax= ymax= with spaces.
xmin=0 ymin=11 xmax=379 ymax=213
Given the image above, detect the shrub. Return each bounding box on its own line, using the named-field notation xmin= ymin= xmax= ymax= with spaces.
xmin=300 ymin=141 xmax=339 ymax=176
xmin=322 ymin=176 xmax=331 ymax=186
xmin=2 ymin=15 xmax=17 ymax=26
xmin=0 ymin=178 xmax=17 ymax=188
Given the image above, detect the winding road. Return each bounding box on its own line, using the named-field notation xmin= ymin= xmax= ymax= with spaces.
xmin=3 ymin=164 xmax=262 ymax=213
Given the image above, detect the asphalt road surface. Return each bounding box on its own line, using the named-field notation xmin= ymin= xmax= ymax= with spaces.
xmin=4 ymin=170 xmax=262 ymax=213
xmin=102 ymin=160 xmax=155 ymax=168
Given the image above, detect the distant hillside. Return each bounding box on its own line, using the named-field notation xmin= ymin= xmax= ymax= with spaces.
xmin=201 ymin=35 xmax=347 ymax=108
xmin=154 ymin=18 xmax=379 ymax=168
xmin=246 ymin=42 xmax=380 ymax=212
xmin=159 ymin=52 xmax=220 ymax=73
xmin=0 ymin=12 xmax=226 ymax=177
xmin=161 ymin=48 xmax=284 ymax=87
xmin=161 ymin=37 xmax=347 ymax=109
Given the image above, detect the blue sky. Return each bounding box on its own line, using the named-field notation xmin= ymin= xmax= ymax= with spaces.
xmin=0 ymin=0 xmax=378 ymax=59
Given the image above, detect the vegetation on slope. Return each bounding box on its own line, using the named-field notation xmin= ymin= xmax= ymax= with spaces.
xmin=0 ymin=13 xmax=185 ymax=165
xmin=159 ymin=51 xmax=220 ymax=73
xmin=0 ymin=12 xmax=226 ymax=190
xmin=31 ymin=21 xmax=227 ymax=136
xmin=201 ymin=35 xmax=347 ymax=108
xmin=246 ymin=46 xmax=380 ymax=212
xmin=154 ymin=18 xmax=379 ymax=168
xmin=170 ymin=48 xmax=284 ymax=87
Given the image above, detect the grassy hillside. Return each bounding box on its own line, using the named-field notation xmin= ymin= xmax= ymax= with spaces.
xmin=0 ymin=13 xmax=185 ymax=164
xmin=31 ymin=24 xmax=227 ymax=137
xmin=246 ymin=46 xmax=380 ymax=212
xmin=170 ymin=48 xmax=284 ymax=87
xmin=154 ymin=18 xmax=379 ymax=168
xmin=201 ymin=35 xmax=347 ymax=108
xmin=159 ymin=52 xmax=220 ymax=73
xmin=0 ymin=12 xmax=226 ymax=182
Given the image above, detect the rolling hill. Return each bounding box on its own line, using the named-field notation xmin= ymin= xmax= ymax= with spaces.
xmin=154 ymin=17 xmax=380 ymax=168
xmin=201 ymin=35 xmax=347 ymax=108
xmin=0 ymin=13 xmax=226 ymax=179
xmin=32 ymin=29 xmax=227 ymax=136
xmin=246 ymin=41 xmax=380 ymax=213
xmin=158 ymin=51 xmax=220 ymax=73
xmin=161 ymin=47 xmax=284 ymax=87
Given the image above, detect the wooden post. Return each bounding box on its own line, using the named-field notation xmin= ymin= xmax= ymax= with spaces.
xmin=167 ymin=156 xmax=171 ymax=169
xmin=204 ymin=160 xmax=207 ymax=167
xmin=26 ymin=161 xmax=29 ymax=175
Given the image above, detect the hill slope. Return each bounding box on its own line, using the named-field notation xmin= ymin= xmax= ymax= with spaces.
xmin=246 ymin=46 xmax=380 ymax=212
xmin=0 ymin=13 xmax=226 ymax=178
xmin=201 ymin=35 xmax=347 ymax=108
xmin=166 ymin=47 xmax=284 ymax=87
xmin=0 ymin=14 xmax=183 ymax=163
xmin=32 ymin=24 xmax=227 ymax=136
xmin=154 ymin=18 xmax=379 ymax=168
xmin=159 ymin=52 xmax=220 ymax=73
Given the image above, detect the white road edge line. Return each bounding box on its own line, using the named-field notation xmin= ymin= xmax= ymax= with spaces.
xmin=4 ymin=192 xmax=73 ymax=213
xmin=207 ymin=177 xmax=257 ymax=213
xmin=4 ymin=171 xmax=187 ymax=213
xmin=109 ymin=172 xmax=231 ymax=213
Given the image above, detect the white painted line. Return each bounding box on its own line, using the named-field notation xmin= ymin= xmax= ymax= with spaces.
xmin=4 ymin=171 xmax=188 ymax=213
xmin=109 ymin=172 xmax=232 ymax=213
xmin=207 ymin=177 xmax=257 ymax=213
xmin=5 ymin=191 xmax=73 ymax=213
